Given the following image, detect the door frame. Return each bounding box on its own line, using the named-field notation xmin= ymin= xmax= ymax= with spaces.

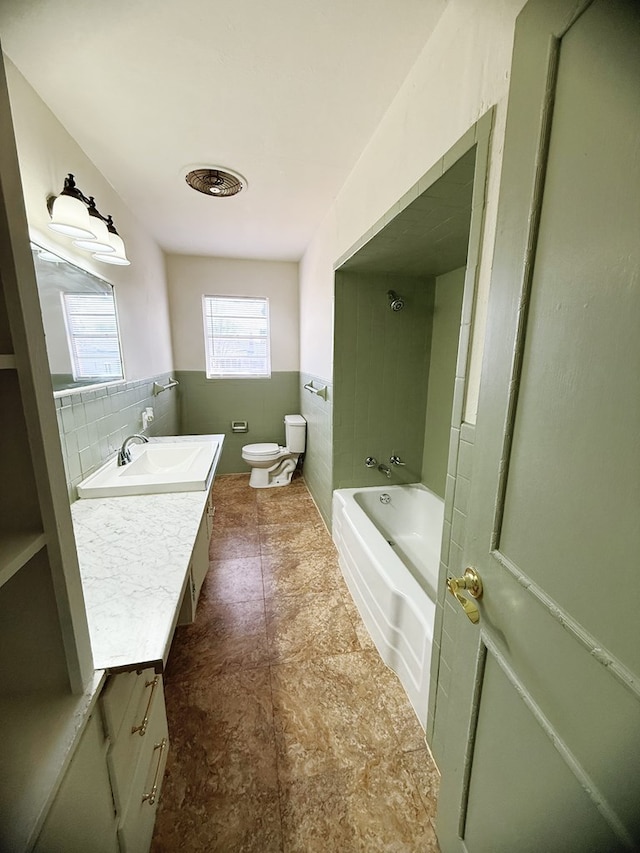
xmin=431 ymin=0 xmax=637 ymax=847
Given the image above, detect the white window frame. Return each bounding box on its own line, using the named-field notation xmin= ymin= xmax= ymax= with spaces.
xmin=202 ymin=294 xmax=271 ymax=379
xmin=61 ymin=291 xmax=124 ymax=381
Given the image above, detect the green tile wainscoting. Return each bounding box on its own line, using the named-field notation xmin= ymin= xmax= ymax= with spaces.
xmin=175 ymin=370 xmax=300 ymax=476
xmin=54 ymin=372 xmax=180 ymax=502
xmin=300 ymin=372 xmax=333 ymax=528
xmin=427 ymin=421 xmax=475 ymax=763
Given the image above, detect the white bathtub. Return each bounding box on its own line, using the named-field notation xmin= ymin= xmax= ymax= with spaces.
xmin=332 ymin=483 xmax=444 ymax=729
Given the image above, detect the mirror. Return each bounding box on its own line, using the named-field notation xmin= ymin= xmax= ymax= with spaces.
xmin=31 ymin=243 xmax=125 ymax=394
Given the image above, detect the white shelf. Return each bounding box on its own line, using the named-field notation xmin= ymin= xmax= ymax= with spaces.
xmin=0 ymin=354 xmax=16 ymax=369
xmin=0 ymin=530 xmax=47 ymax=587
xmin=0 ymin=672 xmax=104 ymax=853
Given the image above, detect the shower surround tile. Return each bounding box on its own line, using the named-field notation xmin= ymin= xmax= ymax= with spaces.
xmin=151 ymin=474 xmax=440 ymax=853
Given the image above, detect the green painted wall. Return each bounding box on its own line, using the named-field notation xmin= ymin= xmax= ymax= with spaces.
xmin=333 ymin=273 xmax=434 ymax=489
xmin=176 ymin=370 xmax=300 ymax=474
xmin=421 ymin=267 xmax=466 ymax=497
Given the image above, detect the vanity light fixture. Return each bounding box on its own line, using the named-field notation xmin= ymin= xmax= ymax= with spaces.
xmin=47 ymin=174 xmax=130 ymax=266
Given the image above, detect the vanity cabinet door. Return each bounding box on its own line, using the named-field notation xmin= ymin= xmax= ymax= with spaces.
xmin=102 ymin=669 xmax=166 ymax=814
xmin=100 ymin=669 xmax=169 ymax=853
xmin=33 ymin=712 xmax=119 ymax=853
xmin=117 ymin=693 xmax=169 ymax=853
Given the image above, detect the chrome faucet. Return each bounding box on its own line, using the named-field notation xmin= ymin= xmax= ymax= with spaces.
xmin=377 ymin=463 xmax=392 ymax=479
xmin=389 ymin=454 xmax=406 ymax=466
xmin=117 ymin=434 xmax=149 ymax=466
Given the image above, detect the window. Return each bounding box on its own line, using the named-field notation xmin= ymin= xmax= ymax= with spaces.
xmin=203 ymin=295 xmax=271 ymax=378
xmin=62 ymin=292 xmax=124 ymax=381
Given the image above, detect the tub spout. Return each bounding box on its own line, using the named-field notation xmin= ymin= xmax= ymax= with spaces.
xmin=378 ymin=463 xmax=392 ymax=479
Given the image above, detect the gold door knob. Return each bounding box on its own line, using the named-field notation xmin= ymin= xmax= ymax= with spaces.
xmin=447 ymin=567 xmax=483 ymax=624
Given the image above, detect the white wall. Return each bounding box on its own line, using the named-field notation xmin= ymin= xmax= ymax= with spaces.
xmin=5 ymin=58 xmax=174 ymax=382
xmin=300 ymin=0 xmax=527 ymax=423
xmin=165 ymin=253 xmax=299 ymax=372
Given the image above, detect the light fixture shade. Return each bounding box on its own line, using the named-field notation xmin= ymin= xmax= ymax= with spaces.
xmin=48 ymin=194 xmax=97 ymax=239
xmin=93 ymin=252 xmax=130 ymax=266
xmin=73 ymin=213 xmax=114 ymax=253
xmin=94 ymin=231 xmax=130 ymax=265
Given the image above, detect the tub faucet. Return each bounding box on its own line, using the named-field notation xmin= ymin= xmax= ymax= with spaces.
xmin=378 ymin=463 xmax=392 ymax=479
xmin=118 ymin=434 xmax=149 ymax=466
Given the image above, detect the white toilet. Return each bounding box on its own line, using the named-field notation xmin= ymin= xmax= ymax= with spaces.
xmin=241 ymin=414 xmax=306 ymax=488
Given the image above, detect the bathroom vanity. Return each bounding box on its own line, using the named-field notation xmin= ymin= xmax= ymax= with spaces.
xmin=0 ymin=56 xmax=223 ymax=852
xmin=44 ymin=433 xmax=224 ymax=853
xmin=31 ymin=437 xmax=223 ymax=853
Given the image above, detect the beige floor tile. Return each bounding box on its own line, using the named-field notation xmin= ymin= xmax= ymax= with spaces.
xmin=365 ymin=650 xmax=427 ymax=752
xmin=211 ymin=473 xmax=253 ymax=496
xmin=270 ymin=652 xmax=400 ymax=781
xmin=256 ymin=490 xmax=321 ymax=526
xmin=212 ymin=498 xmax=259 ymax=529
xmin=204 ymin=556 xmax=264 ymax=603
xmin=164 ymin=667 xmax=278 ymax=793
xmin=401 ymin=747 xmax=441 ymax=823
xmin=262 ymin=551 xmax=340 ymax=598
xmin=154 ymin=474 xmax=440 ymax=851
xmin=209 ymin=525 xmax=261 ymax=560
xmin=279 ymin=756 xmax=440 ymax=853
xmin=168 ymin=599 xmax=269 ymax=678
xmin=259 ymin=522 xmax=335 ymax=556
xmin=152 ymin=789 xmax=282 ymax=853
xmin=154 ymin=669 xmax=282 ymax=852
xmin=338 ymin=584 xmax=378 ymax=652
xmin=265 ymin=591 xmax=360 ymax=663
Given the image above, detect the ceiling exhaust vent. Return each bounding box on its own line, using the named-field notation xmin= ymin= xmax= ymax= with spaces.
xmin=185 ymin=167 xmax=245 ymax=197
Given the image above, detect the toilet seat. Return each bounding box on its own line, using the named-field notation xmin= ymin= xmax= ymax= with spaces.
xmin=243 ymin=442 xmax=281 ymax=456
xmin=242 ymin=442 xmax=286 ymax=463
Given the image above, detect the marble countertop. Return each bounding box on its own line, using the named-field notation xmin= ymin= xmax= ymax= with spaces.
xmin=70 ymin=435 xmax=224 ymax=672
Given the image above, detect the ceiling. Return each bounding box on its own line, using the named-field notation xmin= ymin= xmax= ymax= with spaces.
xmin=0 ymin=0 xmax=447 ymax=262
xmin=339 ymin=148 xmax=476 ymax=278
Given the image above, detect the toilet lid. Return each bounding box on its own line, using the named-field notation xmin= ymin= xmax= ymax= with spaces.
xmin=243 ymin=442 xmax=280 ymax=456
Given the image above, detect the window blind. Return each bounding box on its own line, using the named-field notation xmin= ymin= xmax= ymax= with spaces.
xmin=202 ymin=295 xmax=271 ymax=378
xmin=62 ymin=292 xmax=123 ymax=380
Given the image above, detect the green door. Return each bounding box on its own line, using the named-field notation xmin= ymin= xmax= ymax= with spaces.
xmin=436 ymin=1 xmax=640 ymax=850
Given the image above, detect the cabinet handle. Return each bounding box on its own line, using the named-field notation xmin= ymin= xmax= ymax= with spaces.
xmin=141 ymin=737 xmax=167 ymax=806
xmin=131 ymin=676 xmax=159 ymax=736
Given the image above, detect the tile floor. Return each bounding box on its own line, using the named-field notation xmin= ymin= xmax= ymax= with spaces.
xmin=151 ymin=474 xmax=441 ymax=852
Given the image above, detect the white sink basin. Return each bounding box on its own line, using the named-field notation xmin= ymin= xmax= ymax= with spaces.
xmin=77 ymin=440 xmax=219 ymax=498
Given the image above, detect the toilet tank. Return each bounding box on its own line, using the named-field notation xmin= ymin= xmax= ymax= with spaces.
xmin=284 ymin=414 xmax=306 ymax=452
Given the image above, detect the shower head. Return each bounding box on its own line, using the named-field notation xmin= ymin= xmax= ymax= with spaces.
xmin=387 ymin=290 xmax=405 ymax=311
